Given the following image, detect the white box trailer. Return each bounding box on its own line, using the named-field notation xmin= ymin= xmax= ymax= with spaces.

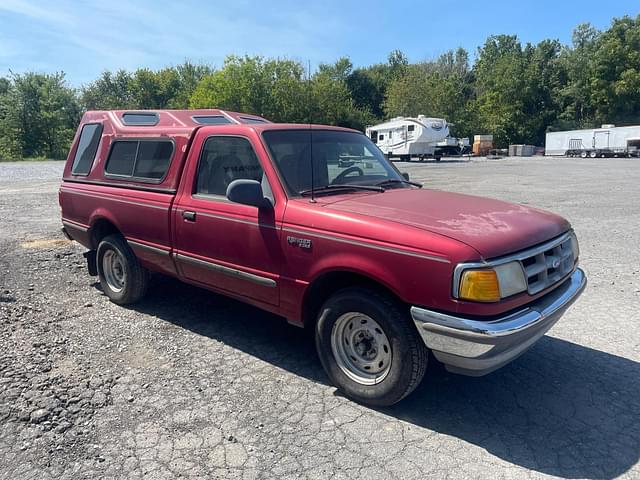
xmin=545 ymin=124 xmax=640 ymax=157
xmin=365 ymin=116 xmax=451 ymax=161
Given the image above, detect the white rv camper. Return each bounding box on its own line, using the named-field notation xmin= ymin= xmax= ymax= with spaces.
xmin=365 ymin=116 xmax=451 ymax=161
xmin=545 ymin=124 xmax=640 ymax=157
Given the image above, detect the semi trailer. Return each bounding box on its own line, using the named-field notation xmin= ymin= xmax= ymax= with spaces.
xmin=545 ymin=124 xmax=640 ymax=158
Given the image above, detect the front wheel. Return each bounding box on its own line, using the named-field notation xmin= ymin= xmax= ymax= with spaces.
xmin=97 ymin=234 xmax=148 ymax=304
xmin=315 ymin=287 xmax=428 ymax=406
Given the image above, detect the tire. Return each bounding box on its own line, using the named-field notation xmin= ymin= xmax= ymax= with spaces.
xmin=580 ymin=151 xmax=588 ymax=158
xmin=315 ymin=287 xmax=428 ymax=406
xmin=435 ymin=156 xmax=442 ymax=162
xmin=589 ymin=151 xmax=597 ymax=158
xmin=97 ymin=234 xmax=148 ymax=305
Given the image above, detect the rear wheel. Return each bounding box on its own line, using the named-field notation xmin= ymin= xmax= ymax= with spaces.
xmin=315 ymin=287 xmax=428 ymax=406
xmin=589 ymin=151 xmax=597 ymax=158
xmin=97 ymin=234 xmax=148 ymax=304
xmin=580 ymin=151 xmax=588 ymax=158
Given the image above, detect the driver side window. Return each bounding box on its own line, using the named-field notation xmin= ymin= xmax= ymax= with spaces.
xmin=195 ymin=136 xmax=263 ymax=196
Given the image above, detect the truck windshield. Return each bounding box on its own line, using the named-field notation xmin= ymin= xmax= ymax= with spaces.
xmin=262 ymin=129 xmax=406 ymax=196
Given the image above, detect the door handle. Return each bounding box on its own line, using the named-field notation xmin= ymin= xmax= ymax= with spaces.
xmin=182 ymin=210 xmax=197 ymax=221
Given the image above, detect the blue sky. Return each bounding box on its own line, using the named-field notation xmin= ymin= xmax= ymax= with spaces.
xmin=0 ymin=0 xmax=637 ymax=86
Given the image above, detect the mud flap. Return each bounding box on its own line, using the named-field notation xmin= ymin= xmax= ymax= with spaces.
xmin=84 ymin=250 xmax=98 ymax=276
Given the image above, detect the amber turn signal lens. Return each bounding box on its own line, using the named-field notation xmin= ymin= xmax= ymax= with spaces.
xmin=459 ymin=269 xmax=501 ymax=302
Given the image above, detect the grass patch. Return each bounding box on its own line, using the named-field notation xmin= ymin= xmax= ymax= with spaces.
xmin=21 ymin=239 xmax=72 ymax=249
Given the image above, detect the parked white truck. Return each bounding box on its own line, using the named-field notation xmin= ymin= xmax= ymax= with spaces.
xmin=545 ymin=124 xmax=640 ymax=157
xmin=366 ymin=116 xmax=467 ymax=161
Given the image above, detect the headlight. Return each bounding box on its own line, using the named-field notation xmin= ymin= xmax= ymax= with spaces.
xmin=457 ymin=261 xmax=527 ymax=302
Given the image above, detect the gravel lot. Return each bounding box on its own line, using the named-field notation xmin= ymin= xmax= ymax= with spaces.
xmin=0 ymin=156 xmax=638 ymax=480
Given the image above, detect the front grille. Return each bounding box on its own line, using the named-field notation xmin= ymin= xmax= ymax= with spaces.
xmin=521 ymin=235 xmax=575 ymax=294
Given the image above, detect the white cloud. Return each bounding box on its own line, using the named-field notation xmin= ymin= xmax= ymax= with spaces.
xmin=0 ymin=0 xmax=350 ymax=84
xmin=0 ymin=0 xmax=72 ymax=25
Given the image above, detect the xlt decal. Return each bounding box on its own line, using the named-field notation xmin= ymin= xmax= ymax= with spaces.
xmin=287 ymin=236 xmax=312 ymax=249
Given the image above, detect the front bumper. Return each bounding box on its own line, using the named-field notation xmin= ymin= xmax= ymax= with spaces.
xmin=410 ymin=268 xmax=586 ymax=376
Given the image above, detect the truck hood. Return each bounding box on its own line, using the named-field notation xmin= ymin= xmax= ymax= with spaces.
xmin=322 ymin=189 xmax=570 ymax=259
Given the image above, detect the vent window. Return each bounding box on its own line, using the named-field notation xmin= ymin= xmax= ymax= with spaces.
xmin=239 ymin=116 xmax=267 ymax=124
xmin=122 ymin=112 xmax=159 ymax=126
xmin=192 ymin=115 xmax=232 ymax=125
xmin=71 ymin=123 xmax=103 ymax=175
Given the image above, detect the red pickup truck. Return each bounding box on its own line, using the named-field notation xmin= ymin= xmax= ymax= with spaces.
xmin=60 ymin=109 xmax=586 ymax=406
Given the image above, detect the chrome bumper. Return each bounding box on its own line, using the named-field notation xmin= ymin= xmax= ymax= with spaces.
xmin=410 ymin=268 xmax=586 ymax=376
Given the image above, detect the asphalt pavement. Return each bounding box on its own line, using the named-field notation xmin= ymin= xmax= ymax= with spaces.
xmin=0 ymin=156 xmax=638 ymax=479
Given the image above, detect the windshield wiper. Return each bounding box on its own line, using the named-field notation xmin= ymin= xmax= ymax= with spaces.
xmin=299 ymin=184 xmax=385 ymax=196
xmin=375 ymin=178 xmax=423 ymax=188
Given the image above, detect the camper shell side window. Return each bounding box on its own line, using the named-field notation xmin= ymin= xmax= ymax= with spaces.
xmin=104 ymin=138 xmax=175 ymax=183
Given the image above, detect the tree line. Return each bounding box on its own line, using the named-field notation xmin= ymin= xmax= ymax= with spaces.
xmin=1 ymin=15 xmax=639 ymax=160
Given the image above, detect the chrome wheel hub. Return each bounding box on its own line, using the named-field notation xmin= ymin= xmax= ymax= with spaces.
xmin=331 ymin=313 xmax=392 ymax=385
xmin=102 ymin=250 xmax=125 ymax=293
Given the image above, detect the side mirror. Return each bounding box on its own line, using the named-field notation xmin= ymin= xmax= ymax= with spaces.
xmin=402 ymin=172 xmax=410 ymax=181
xmin=226 ymin=179 xmax=270 ymax=208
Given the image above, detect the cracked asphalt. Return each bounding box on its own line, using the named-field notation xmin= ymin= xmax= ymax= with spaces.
xmin=0 ymin=156 xmax=638 ymax=479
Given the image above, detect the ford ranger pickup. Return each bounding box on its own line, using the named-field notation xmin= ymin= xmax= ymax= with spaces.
xmin=59 ymin=109 xmax=586 ymax=406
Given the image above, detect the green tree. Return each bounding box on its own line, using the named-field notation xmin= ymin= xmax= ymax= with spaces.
xmin=0 ymin=77 xmax=9 ymax=95
xmin=521 ymin=40 xmax=564 ymax=144
xmin=555 ymin=23 xmax=599 ymax=128
xmin=387 ymin=49 xmax=408 ymax=79
xmin=81 ymin=62 xmax=212 ymax=110
xmin=471 ymin=35 xmax=530 ymax=146
xmin=346 ymin=50 xmax=410 ymax=119
xmin=384 ymin=48 xmax=474 ymax=138
xmin=0 ymin=77 xmax=21 ymax=159
xmin=311 ymin=57 xmax=374 ymax=129
xmin=589 ymin=15 xmax=640 ymax=125
xmin=346 ymin=65 xmax=387 ymax=118
xmin=0 ymin=72 xmax=80 ymax=159
xmin=81 ymin=70 xmax=135 ymax=110
xmin=168 ymin=62 xmax=213 ymax=108
xmin=190 ymin=55 xmax=308 ymax=122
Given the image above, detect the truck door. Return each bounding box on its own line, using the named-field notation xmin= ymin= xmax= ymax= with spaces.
xmin=172 ymin=130 xmax=284 ymax=306
xmin=594 ymin=130 xmax=610 ymax=150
